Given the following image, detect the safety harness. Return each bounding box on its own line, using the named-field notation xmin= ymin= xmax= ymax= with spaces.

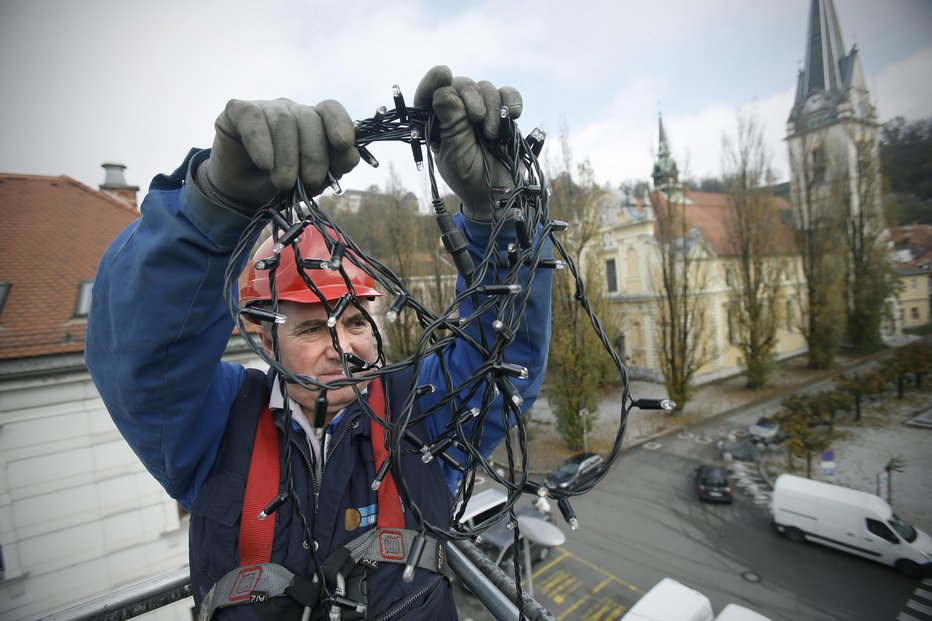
xmin=198 ymin=378 xmax=446 ymax=620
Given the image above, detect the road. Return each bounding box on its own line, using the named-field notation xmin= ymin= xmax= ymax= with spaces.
xmin=455 ymin=395 xmax=927 ymax=621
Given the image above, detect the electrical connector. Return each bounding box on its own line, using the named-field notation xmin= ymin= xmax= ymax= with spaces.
xmin=259 ymin=493 xmax=288 ymax=520
xmin=633 ymin=398 xmax=677 ymax=411
xmin=254 ymin=256 xmax=279 ymax=271
xmin=328 ymin=242 xmax=346 ymax=270
xmin=327 ymin=294 xmax=350 ymax=328
xmin=240 ymin=306 xmax=287 ymax=324
xmin=392 ymin=84 xmax=407 ymax=122
xmin=495 ymin=362 xmax=529 ymax=379
xmin=403 ymin=533 xmax=427 ymax=583
xmin=273 ymin=221 xmax=307 ymax=253
xmin=557 ymin=496 xmax=578 ymax=531
xmin=476 ymin=284 xmax=522 ymax=295
xmin=386 ymin=293 xmax=408 ymax=323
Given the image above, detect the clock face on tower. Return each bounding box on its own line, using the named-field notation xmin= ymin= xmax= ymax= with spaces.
xmin=802 ymin=91 xmax=825 ymax=114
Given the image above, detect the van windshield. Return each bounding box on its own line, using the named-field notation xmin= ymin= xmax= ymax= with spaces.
xmin=889 ymin=513 xmax=917 ymax=543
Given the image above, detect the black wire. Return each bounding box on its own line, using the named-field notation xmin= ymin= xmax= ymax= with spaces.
xmin=222 ymin=92 xmax=640 ymax=611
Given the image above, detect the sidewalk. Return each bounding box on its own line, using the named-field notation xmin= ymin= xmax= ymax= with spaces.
xmin=757 ymin=394 xmax=932 ymax=532
xmin=513 ymin=350 xmax=868 ymax=472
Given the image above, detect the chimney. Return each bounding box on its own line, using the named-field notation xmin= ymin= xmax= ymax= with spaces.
xmin=99 ymin=162 xmax=139 ymax=208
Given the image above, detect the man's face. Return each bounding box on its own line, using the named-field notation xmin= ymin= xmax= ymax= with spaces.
xmin=258 ymin=300 xmax=377 ymax=420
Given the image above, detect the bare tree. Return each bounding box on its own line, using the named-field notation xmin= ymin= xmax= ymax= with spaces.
xmin=842 ymin=122 xmax=898 ymax=353
xmin=722 ymin=111 xmax=785 ymax=389
xmin=546 ymin=137 xmax=619 ymax=449
xmin=649 ymin=180 xmax=715 ymax=411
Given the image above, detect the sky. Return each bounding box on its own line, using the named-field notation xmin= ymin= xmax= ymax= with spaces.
xmin=1 ymin=0 xmax=930 ymax=207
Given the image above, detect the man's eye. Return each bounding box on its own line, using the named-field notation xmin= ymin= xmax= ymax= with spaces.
xmin=347 ymin=317 xmax=369 ymax=330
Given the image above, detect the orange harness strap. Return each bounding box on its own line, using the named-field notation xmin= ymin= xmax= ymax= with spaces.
xmin=239 ymin=378 xmax=403 ymax=565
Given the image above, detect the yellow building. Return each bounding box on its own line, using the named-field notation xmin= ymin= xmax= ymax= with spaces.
xmin=596 ymin=178 xmax=807 ymax=384
xmin=894 ymin=266 xmax=931 ymax=330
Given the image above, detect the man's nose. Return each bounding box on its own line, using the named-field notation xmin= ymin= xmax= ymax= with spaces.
xmin=326 ymin=325 xmax=354 ymax=357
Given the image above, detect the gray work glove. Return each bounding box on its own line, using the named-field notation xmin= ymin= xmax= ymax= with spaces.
xmin=414 ymin=65 xmax=523 ymax=222
xmin=203 ymin=98 xmax=360 ymax=209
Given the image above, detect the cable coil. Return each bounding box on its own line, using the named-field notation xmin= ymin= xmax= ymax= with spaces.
xmin=221 ymin=83 xmax=663 ymax=613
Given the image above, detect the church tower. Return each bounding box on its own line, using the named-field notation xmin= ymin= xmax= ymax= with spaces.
xmin=651 ymin=114 xmax=679 ymax=191
xmin=786 ymin=0 xmax=880 ymax=222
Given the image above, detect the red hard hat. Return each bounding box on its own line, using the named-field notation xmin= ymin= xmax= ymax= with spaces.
xmin=239 ymin=226 xmax=382 ymax=307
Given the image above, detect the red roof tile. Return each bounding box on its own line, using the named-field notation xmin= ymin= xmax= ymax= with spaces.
xmin=0 ymin=174 xmax=139 ymax=360
xmin=651 ymin=190 xmax=796 ymax=256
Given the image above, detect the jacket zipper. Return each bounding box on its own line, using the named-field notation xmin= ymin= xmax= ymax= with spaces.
xmin=321 ymin=411 xmax=360 ymax=482
xmin=287 ymin=431 xmax=319 ymax=511
xmin=374 ymin=583 xmax=434 ymax=621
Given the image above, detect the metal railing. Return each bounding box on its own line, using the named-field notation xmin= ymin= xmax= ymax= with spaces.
xmin=40 ymin=541 xmax=556 ymax=621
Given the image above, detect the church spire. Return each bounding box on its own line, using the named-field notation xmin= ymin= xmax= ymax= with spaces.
xmin=788 ymin=0 xmax=874 ymax=135
xmin=652 ymin=113 xmax=678 ymax=190
xmin=802 ymin=0 xmax=847 ymax=96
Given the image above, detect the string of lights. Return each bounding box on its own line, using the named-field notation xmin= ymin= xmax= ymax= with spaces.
xmin=221 ymin=83 xmax=674 ymax=612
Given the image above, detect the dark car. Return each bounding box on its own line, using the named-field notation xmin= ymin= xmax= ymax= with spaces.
xmin=695 ymin=465 xmax=733 ymax=503
xmin=544 ymin=453 xmax=606 ymax=492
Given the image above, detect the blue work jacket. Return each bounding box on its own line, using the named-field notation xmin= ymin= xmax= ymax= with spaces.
xmin=85 ymin=149 xmax=553 ymax=617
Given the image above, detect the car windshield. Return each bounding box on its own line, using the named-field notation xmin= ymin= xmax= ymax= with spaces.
xmin=704 ymin=477 xmax=728 ymax=487
xmin=554 ymin=462 xmax=579 ymax=476
xmin=889 ymin=513 xmax=917 ymax=543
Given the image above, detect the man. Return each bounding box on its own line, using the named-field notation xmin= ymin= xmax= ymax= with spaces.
xmin=86 ymin=66 xmax=552 ymax=620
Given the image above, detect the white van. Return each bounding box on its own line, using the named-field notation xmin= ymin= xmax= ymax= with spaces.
xmin=771 ymin=474 xmax=932 ymax=578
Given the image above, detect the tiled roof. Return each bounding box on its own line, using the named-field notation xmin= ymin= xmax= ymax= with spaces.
xmin=652 ymin=190 xmax=797 ymax=256
xmin=890 ymin=223 xmax=932 ymax=259
xmin=0 ymin=174 xmax=139 ymax=360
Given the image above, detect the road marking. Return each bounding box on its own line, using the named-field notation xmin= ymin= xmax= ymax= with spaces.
xmin=557 ymin=547 xmax=643 ymax=593
xmin=539 ymin=568 xmax=571 ymax=592
xmin=532 ymin=550 xmax=570 ymax=578
xmin=548 ymin=575 xmax=580 ymax=605
xmin=557 ymin=578 xmax=612 ymax=619
xmin=906 ymin=599 xmax=932 ymax=616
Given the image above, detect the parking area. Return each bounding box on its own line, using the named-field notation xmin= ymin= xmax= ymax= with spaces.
xmin=527 ymin=547 xmax=643 ymax=620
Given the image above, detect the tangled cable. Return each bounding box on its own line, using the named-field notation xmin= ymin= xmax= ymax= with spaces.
xmin=221 ymin=83 xmax=673 ymax=614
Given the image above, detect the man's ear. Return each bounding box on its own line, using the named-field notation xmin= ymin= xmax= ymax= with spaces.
xmin=258 ymin=324 xmax=275 ymax=357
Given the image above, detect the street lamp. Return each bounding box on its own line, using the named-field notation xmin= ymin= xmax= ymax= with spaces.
xmin=516 ymin=515 xmax=566 ymax=597
xmin=579 ymin=408 xmax=589 ymax=453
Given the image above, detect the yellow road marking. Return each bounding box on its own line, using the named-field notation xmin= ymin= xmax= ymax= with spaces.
xmin=533 ymin=550 xmax=570 ymax=578
xmin=540 ymin=569 xmax=570 ymax=593
xmin=556 ymin=547 xmax=644 ymax=594
xmin=557 ymin=577 xmax=614 ymax=619
xmin=590 ymin=597 xmax=616 ymax=620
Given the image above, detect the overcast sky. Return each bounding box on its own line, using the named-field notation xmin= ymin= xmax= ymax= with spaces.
xmin=1 ymin=0 xmax=930 ymax=205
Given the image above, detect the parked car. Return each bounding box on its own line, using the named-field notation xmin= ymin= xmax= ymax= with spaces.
xmin=694 ymin=465 xmax=733 ymax=503
xmin=544 ymin=452 xmax=606 ymax=492
xmin=748 ymin=416 xmax=780 ymax=443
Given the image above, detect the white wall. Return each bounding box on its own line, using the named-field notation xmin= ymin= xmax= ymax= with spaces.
xmin=0 ymin=368 xmax=193 ymax=620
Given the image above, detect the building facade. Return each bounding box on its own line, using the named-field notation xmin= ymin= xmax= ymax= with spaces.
xmin=0 ymin=169 xmax=266 ymax=619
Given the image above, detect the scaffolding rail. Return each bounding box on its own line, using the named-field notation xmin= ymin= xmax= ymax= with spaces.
xmin=40 ymin=541 xmax=556 ymax=621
